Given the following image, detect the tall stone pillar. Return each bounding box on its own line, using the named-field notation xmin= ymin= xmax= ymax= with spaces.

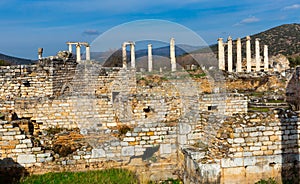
xmin=76 ymin=43 xmax=81 ymax=62
xmin=86 ymin=45 xmax=90 ymax=60
xmin=246 ymin=36 xmax=251 ymax=72
xmin=264 ymin=45 xmax=269 ymax=71
xmin=170 ymin=38 xmax=176 ymax=72
xmin=148 ymin=44 xmax=153 ymax=72
xmin=122 ymin=43 xmax=127 ymax=69
xmin=68 ymin=44 xmax=72 ymax=53
xmin=38 ymin=48 xmax=43 ymax=60
xmin=218 ymin=38 xmax=225 ymax=70
xmin=130 ymin=43 xmax=135 ymax=68
xmin=255 ymin=38 xmax=260 ymax=72
xmin=236 ymin=38 xmax=242 ymax=72
xmin=227 ymin=36 xmax=233 ymax=73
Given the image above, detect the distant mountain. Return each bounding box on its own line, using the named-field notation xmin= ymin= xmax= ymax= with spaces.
xmin=0 ymin=53 xmax=34 ymax=65
xmin=210 ymin=23 xmax=300 ymax=57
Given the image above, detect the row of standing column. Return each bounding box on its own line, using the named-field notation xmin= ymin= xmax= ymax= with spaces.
xmin=67 ymin=42 xmax=91 ymax=62
xmin=122 ymin=38 xmax=176 ymax=72
xmin=218 ymin=36 xmax=269 ymax=72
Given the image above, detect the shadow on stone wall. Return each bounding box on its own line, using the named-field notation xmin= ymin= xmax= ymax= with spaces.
xmin=0 ymin=158 xmax=29 ymax=184
xmin=281 ymin=68 xmax=300 ymax=183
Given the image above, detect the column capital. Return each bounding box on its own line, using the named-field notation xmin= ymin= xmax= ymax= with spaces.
xmin=246 ymin=36 xmax=251 ymax=40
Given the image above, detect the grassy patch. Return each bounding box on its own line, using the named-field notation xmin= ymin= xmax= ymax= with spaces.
xmin=189 ymin=73 xmax=206 ymax=78
xmin=255 ymin=177 xmax=277 ymax=184
xmin=21 ymin=169 xmax=139 ymax=184
xmin=248 ymin=107 xmax=270 ymax=112
xmin=267 ymin=99 xmax=285 ymax=103
xmin=249 ymin=92 xmax=265 ymax=97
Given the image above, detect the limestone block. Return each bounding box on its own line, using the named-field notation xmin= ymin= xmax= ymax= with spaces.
xmin=17 ymin=154 xmax=36 ymax=164
xmin=233 ymin=138 xmax=245 ymax=144
xmin=2 ymin=136 xmax=14 ymax=140
xmin=3 ymin=131 xmax=16 ymax=136
xmin=244 ymin=157 xmax=256 ymax=166
xmin=121 ymin=146 xmax=134 ymax=156
xmin=123 ymin=137 xmax=135 ymax=142
xmin=21 ymin=139 xmax=32 ymax=144
xmin=221 ymin=158 xmax=243 ymax=168
xmin=14 ymin=135 xmax=26 ymax=139
xmin=160 ymin=144 xmax=172 ymax=154
xmin=178 ymin=135 xmax=187 ymax=145
xmin=179 ymin=123 xmax=191 ymax=134
xmin=91 ymin=148 xmax=106 ymax=158
xmin=263 ymin=131 xmax=274 ymax=136
xmin=16 ymin=144 xmax=27 ymax=149
xmin=32 ymin=147 xmax=42 ymax=152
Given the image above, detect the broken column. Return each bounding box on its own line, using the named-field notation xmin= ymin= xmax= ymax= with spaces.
xmin=218 ymin=38 xmax=225 ymax=70
xmin=130 ymin=43 xmax=135 ymax=68
xmin=122 ymin=43 xmax=127 ymax=69
xmin=236 ymin=38 xmax=242 ymax=72
xmin=86 ymin=45 xmax=90 ymax=60
xmin=264 ymin=45 xmax=269 ymax=71
xmin=148 ymin=44 xmax=153 ymax=72
xmin=170 ymin=38 xmax=176 ymax=72
xmin=227 ymin=36 xmax=233 ymax=73
xmin=38 ymin=48 xmax=43 ymax=60
xmin=246 ymin=36 xmax=251 ymax=72
xmin=76 ymin=43 xmax=81 ymax=62
xmin=255 ymin=38 xmax=260 ymax=72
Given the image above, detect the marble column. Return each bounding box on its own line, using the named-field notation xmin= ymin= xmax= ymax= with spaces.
xmin=218 ymin=38 xmax=225 ymax=70
xmin=170 ymin=38 xmax=176 ymax=72
xmin=122 ymin=43 xmax=127 ymax=69
xmin=227 ymin=36 xmax=233 ymax=73
xmin=68 ymin=44 xmax=72 ymax=53
xmin=76 ymin=43 xmax=81 ymax=62
xmin=236 ymin=38 xmax=242 ymax=72
xmin=246 ymin=36 xmax=251 ymax=72
xmin=148 ymin=44 xmax=153 ymax=72
xmin=130 ymin=43 xmax=135 ymax=68
xmin=86 ymin=45 xmax=90 ymax=60
xmin=264 ymin=45 xmax=269 ymax=71
xmin=255 ymin=38 xmax=260 ymax=72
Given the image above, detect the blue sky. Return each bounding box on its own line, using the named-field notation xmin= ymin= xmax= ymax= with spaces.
xmin=0 ymin=0 xmax=299 ymax=59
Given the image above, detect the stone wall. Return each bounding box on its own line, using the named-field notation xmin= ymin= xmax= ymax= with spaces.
xmin=182 ymin=110 xmax=300 ymax=183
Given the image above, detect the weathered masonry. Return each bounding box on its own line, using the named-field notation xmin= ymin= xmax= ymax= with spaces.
xmin=0 ymin=40 xmax=299 ymax=183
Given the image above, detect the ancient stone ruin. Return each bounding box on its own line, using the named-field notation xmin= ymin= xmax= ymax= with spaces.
xmin=0 ymin=38 xmax=299 ymax=183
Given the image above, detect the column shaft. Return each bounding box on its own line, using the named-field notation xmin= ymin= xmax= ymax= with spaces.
xmin=218 ymin=38 xmax=225 ymax=70
xmin=255 ymin=38 xmax=260 ymax=72
xmin=236 ymin=38 xmax=242 ymax=72
xmin=86 ymin=46 xmax=90 ymax=60
xmin=148 ymin=44 xmax=153 ymax=72
xmin=122 ymin=43 xmax=127 ymax=69
xmin=246 ymin=36 xmax=251 ymax=72
xmin=76 ymin=44 xmax=81 ymax=62
xmin=68 ymin=44 xmax=72 ymax=53
xmin=227 ymin=36 xmax=233 ymax=72
xmin=170 ymin=38 xmax=176 ymax=72
xmin=264 ymin=45 xmax=269 ymax=71
xmin=130 ymin=43 xmax=135 ymax=68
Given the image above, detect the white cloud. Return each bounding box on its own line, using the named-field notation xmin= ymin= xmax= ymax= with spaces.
xmin=240 ymin=16 xmax=260 ymax=24
xmin=283 ymin=4 xmax=300 ymax=10
xmin=234 ymin=16 xmax=260 ymax=26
